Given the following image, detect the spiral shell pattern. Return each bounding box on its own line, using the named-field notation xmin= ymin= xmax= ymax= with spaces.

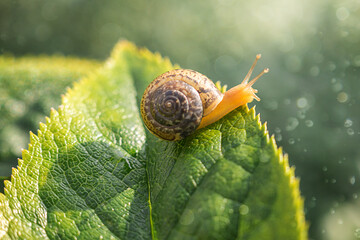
xmin=141 ymin=69 xmax=223 ymax=141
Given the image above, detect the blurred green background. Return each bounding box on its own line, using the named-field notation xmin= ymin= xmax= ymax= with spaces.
xmin=0 ymin=0 xmax=359 ymax=239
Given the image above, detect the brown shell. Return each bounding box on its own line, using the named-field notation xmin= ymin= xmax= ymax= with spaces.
xmin=140 ymin=69 xmax=223 ymax=141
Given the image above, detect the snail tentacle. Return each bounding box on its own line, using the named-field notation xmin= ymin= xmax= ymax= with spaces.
xmin=140 ymin=55 xmax=268 ymax=141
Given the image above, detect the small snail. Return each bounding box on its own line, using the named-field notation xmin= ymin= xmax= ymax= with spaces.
xmin=141 ymin=54 xmax=269 ymax=141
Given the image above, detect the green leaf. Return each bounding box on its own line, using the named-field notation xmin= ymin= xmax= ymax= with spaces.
xmin=0 ymin=42 xmax=307 ymax=239
xmin=0 ymin=56 xmax=101 ymax=168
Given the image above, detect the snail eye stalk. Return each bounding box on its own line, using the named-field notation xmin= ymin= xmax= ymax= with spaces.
xmin=140 ymin=55 xmax=269 ymax=140
xmin=198 ymin=54 xmax=269 ymax=129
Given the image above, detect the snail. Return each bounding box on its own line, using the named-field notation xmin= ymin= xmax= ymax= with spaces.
xmin=140 ymin=54 xmax=269 ymax=141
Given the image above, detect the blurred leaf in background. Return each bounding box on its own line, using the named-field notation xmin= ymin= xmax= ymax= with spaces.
xmin=0 ymin=0 xmax=359 ymax=239
xmin=0 ymin=56 xmax=100 ymax=191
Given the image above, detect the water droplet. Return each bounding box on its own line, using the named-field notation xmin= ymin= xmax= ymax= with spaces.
xmin=323 ymin=166 xmax=328 ymax=172
xmin=347 ymin=128 xmax=355 ymax=136
xmin=337 ymin=219 xmax=343 ymax=225
xmin=330 ymin=208 xmax=335 ymax=214
xmin=305 ymin=120 xmax=314 ymax=127
xmin=353 ymin=193 xmax=358 ymax=199
xmin=286 ymin=117 xmax=299 ymax=131
xmin=288 ymin=138 xmax=295 ymax=144
xmin=344 ymin=119 xmax=353 ymax=127
xmin=239 ymin=204 xmax=249 ymax=215
xmin=337 ymin=92 xmax=348 ymax=103
xmin=303 ymin=148 xmax=308 ymax=152
xmin=331 ymin=179 xmax=337 ymax=184
xmin=297 ymin=110 xmax=306 ymax=119
xmin=336 ymin=7 xmax=350 ymax=21
xmin=349 ymin=176 xmax=356 ymax=185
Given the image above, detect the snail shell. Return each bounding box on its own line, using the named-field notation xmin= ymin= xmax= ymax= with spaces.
xmin=141 ymin=55 xmax=268 ymax=141
xmin=140 ymin=69 xmax=223 ymax=141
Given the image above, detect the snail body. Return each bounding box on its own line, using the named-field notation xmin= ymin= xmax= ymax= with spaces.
xmin=141 ymin=55 xmax=269 ymax=141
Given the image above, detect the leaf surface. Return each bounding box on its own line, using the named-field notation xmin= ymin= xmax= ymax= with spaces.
xmin=0 ymin=42 xmax=307 ymax=240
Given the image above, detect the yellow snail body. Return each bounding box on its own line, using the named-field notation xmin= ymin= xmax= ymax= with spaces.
xmin=140 ymin=55 xmax=269 ymax=141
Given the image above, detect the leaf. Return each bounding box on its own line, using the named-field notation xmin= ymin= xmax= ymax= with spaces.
xmin=0 ymin=56 xmax=101 ymax=168
xmin=0 ymin=42 xmax=307 ymax=239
